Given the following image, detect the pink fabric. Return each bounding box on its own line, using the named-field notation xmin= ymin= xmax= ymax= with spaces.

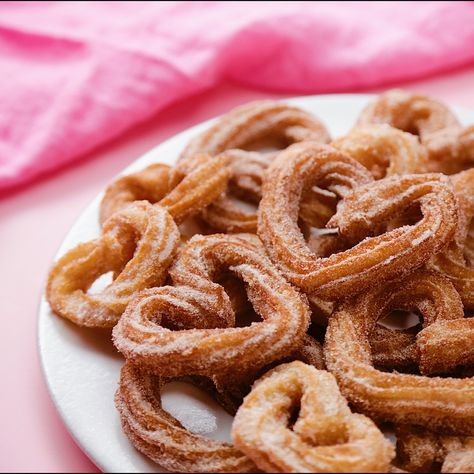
xmin=1 ymin=1 xmax=474 ymax=193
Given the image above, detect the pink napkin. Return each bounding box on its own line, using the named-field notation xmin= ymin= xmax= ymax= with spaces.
xmin=1 ymin=1 xmax=474 ymax=193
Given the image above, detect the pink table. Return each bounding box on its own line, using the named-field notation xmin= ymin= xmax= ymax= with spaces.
xmin=2 ymin=67 xmax=474 ymax=472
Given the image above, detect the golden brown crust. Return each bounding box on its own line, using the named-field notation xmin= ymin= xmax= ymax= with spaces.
xmin=232 ymin=361 xmax=394 ymax=473
xmin=422 ymin=125 xmax=474 ymax=175
xmin=99 ymin=163 xmax=183 ymax=225
xmin=113 ymin=233 xmax=310 ymax=379
xmin=370 ymin=325 xmax=419 ymax=372
xmin=100 ymin=153 xmax=229 ymax=225
xmin=115 ymin=362 xmax=257 ymax=473
xmin=357 ymin=89 xmax=460 ymax=138
xmin=430 ymin=169 xmax=474 ymax=310
xmin=258 ymin=141 xmax=457 ymax=299
xmin=333 ymin=124 xmax=429 ymax=179
xmin=210 ymin=334 xmax=326 ymax=416
xmin=201 ymin=150 xmax=270 ymax=233
xmin=183 ymin=101 xmax=331 ymax=234
xmin=179 ymin=100 xmax=330 ymax=165
xmin=47 ymin=202 xmax=180 ymax=327
xmin=324 ymin=270 xmax=474 ymax=434
xmin=395 ymin=425 xmax=474 ymax=473
xmin=357 ymin=89 xmax=474 ymax=174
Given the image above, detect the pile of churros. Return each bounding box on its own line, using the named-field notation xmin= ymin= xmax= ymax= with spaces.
xmin=46 ymin=90 xmax=474 ymax=473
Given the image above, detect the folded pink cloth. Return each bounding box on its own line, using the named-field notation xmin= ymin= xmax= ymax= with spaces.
xmin=1 ymin=1 xmax=474 ymax=192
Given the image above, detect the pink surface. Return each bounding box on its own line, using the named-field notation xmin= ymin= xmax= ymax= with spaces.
xmin=1 ymin=67 xmax=474 ymax=472
xmin=1 ymin=2 xmax=474 ymax=193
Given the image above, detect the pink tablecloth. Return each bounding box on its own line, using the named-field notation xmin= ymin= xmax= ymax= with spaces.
xmin=1 ymin=69 xmax=474 ymax=471
xmin=1 ymin=1 xmax=474 ymax=194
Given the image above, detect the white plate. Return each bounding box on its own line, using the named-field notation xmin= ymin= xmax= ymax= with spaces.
xmin=38 ymin=94 xmax=474 ymax=473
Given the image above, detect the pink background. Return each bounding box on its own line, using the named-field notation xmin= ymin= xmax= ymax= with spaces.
xmin=1 ymin=68 xmax=474 ymax=471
